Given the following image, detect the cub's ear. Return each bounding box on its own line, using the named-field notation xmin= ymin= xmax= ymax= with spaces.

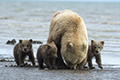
xmin=29 ymin=39 xmax=32 ymax=43
xmin=51 ymin=41 xmax=55 ymax=45
xmin=100 ymin=41 xmax=104 ymax=45
xmin=45 ymin=45 xmax=51 ymax=54
xmin=19 ymin=39 xmax=22 ymax=43
xmin=45 ymin=45 xmax=51 ymax=50
xmin=67 ymin=42 xmax=73 ymax=49
xmin=91 ymin=40 xmax=94 ymax=44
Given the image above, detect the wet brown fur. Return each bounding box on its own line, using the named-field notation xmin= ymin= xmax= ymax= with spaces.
xmin=13 ymin=39 xmax=35 ymax=66
xmin=37 ymin=42 xmax=58 ymax=69
xmin=87 ymin=40 xmax=104 ymax=69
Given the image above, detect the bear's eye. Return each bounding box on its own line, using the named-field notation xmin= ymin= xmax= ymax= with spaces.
xmin=98 ymin=47 xmax=100 ymax=48
xmin=94 ymin=47 xmax=96 ymax=49
xmin=27 ymin=45 xmax=29 ymax=47
xmin=23 ymin=45 xmax=24 ymax=47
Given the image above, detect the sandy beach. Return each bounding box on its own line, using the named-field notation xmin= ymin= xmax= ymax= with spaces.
xmin=0 ymin=61 xmax=120 ymax=80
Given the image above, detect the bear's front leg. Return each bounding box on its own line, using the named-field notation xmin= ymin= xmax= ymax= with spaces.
xmin=51 ymin=58 xmax=58 ymax=69
xmin=44 ymin=59 xmax=52 ymax=70
xmin=76 ymin=64 xmax=84 ymax=70
xmin=29 ymin=52 xmax=35 ymax=66
xmin=95 ymin=55 xmax=103 ymax=69
xmin=19 ymin=54 xmax=25 ymax=67
xmin=14 ymin=53 xmax=20 ymax=66
xmin=88 ymin=58 xmax=95 ymax=69
xmin=38 ymin=59 xmax=44 ymax=69
xmin=77 ymin=56 xmax=87 ymax=70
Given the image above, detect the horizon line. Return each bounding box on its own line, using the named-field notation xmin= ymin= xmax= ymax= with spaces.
xmin=0 ymin=0 xmax=120 ymax=2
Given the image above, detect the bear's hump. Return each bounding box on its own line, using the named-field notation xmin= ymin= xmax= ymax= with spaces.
xmin=52 ymin=10 xmax=82 ymax=27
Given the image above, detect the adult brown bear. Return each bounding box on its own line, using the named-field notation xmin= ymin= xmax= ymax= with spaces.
xmin=47 ymin=10 xmax=88 ymax=69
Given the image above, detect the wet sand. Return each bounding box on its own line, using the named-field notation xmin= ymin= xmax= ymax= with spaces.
xmin=0 ymin=61 xmax=120 ymax=80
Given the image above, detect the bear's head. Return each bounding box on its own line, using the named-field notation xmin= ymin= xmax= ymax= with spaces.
xmin=61 ymin=41 xmax=88 ymax=69
xmin=45 ymin=41 xmax=58 ymax=58
xmin=91 ymin=40 xmax=104 ymax=55
xmin=19 ymin=39 xmax=33 ymax=53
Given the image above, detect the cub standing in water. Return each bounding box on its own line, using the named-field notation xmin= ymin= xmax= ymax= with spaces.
xmin=37 ymin=42 xmax=58 ymax=69
xmin=13 ymin=39 xmax=35 ymax=67
xmin=87 ymin=40 xmax=105 ymax=69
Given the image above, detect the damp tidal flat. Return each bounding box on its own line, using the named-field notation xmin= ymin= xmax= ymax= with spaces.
xmin=0 ymin=61 xmax=120 ymax=80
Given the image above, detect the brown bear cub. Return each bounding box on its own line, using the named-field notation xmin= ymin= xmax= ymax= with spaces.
xmin=13 ymin=39 xmax=35 ymax=67
xmin=87 ymin=40 xmax=105 ymax=69
xmin=37 ymin=41 xmax=58 ymax=70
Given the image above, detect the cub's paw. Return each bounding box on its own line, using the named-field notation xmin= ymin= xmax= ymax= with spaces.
xmin=49 ymin=67 xmax=53 ymax=70
xmin=48 ymin=66 xmax=53 ymax=70
xmin=90 ymin=67 xmax=95 ymax=69
xmin=19 ymin=63 xmax=24 ymax=67
xmin=53 ymin=66 xmax=58 ymax=69
xmin=99 ymin=66 xmax=103 ymax=69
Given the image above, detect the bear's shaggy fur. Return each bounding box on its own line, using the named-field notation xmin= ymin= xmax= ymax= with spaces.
xmin=37 ymin=42 xmax=58 ymax=69
xmin=47 ymin=10 xmax=88 ymax=69
xmin=13 ymin=39 xmax=35 ymax=66
xmin=87 ymin=40 xmax=105 ymax=69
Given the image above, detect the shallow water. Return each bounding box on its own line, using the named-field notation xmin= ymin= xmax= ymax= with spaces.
xmin=0 ymin=1 xmax=120 ymax=68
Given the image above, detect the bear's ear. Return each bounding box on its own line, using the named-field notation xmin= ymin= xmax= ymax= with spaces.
xmin=29 ymin=39 xmax=32 ymax=43
xmin=19 ymin=39 xmax=22 ymax=43
xmin=51 ymin=41 xmax=55 ymax=45
xmin=67 ymin=42 xmax=73 ymax=49
xmin=91 ymin=40 xmax=94 ymax=44
xmin=45 ymin=45 xmax=51 ymax=54
xmin=100 ymin=41 xmax=104 ymax=45
xmin=45 ymin=45 xmax=51 ymax=50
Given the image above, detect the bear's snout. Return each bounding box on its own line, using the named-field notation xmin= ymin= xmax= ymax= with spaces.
xmin=96 ymin=51 xmax=98 ymax=53
xmin=24 ymin=48 xmax=27 ymax=51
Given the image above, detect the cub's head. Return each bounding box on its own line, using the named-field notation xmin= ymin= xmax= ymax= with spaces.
xmin=45 ymin=41 xmax=58 ymax=58
xmin=19 ymin=39 xmax=33 ymax=53
xmin=91 ymin=40 xmax=104 ymax=55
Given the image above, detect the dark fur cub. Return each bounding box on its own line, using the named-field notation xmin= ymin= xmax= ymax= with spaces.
xmin=87 ymin=40 xmax=104 ymax=69
xmin=13 ymin=39 xmax=35 ymax=67
xmin=37 ymin=41 xmax=58 ymax=69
